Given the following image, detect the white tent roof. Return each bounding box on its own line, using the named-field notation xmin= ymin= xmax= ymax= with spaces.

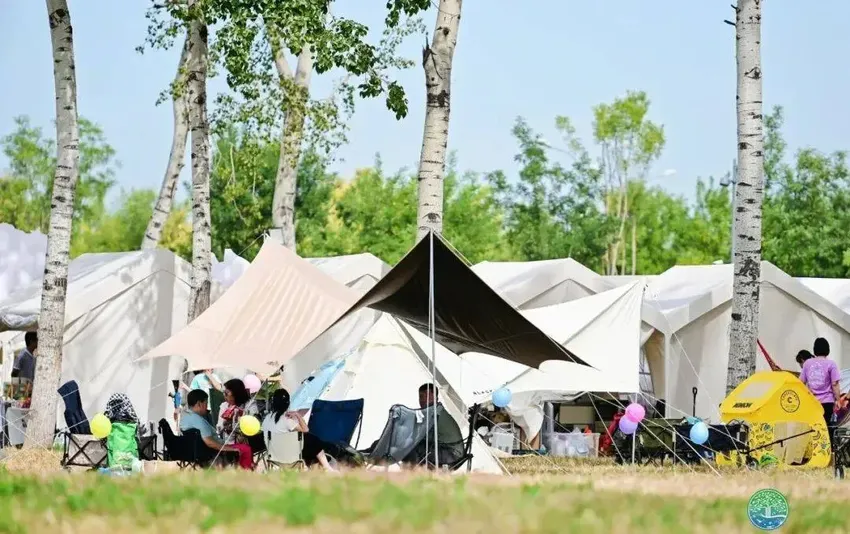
xmin=139 ymin=240 xmax=360 ymax=373
xmin=0 ymin=248 xmax=206 ymax=425
xmin=0 ymin=223 xmax=253 ymax=297
xmin=473 ymin=258 xmax=667 ymax=335
xmin=0 ymin=223 xmax=47 ymax=303
xmin=307 ymin=253 xmax=390 ymax=291
xmin=211 ymin=249 xmax=250 ymax=289
xmin=314 ymin=314 xmax=504 ymax=474
xmin=799 ymin=277 xmax=850 ymax=313
xmin=472 ymin=258 xmax=611 ymax=309
xmin=649 ymin=262 xmax=850 ymax=335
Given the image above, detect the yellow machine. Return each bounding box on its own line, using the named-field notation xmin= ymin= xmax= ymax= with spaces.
xmin=717 ymin=371 xmax=830 ymax=468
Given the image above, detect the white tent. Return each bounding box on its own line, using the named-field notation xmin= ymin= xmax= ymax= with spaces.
xmin=448 ymin=282 xmax=643 ymax=439
xmin=0 ymin=249 xmax=213 ymax=426
xmin=211 ymin=249 xmax=250 ymax=289
xmin=799 ymin=277 xmax=850 ymax=313
xmin=472 ymin=258 xmax=612 ymax=308
xmin=295 ymin=282 xmax=643 ymax=450
xmin=648 ymin=261 xmax=850 ymax=421
xmin=304 ymin=314 xmax=504 ymax=474
xmin=0 ymin=223 xmax=47 ymax=302
xmin=473 ymin=258 xmax=668 ymax=407
xmin=307 ymin=254 xmax=390 ymax=291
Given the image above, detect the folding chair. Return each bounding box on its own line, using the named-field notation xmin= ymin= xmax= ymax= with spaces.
xmin=58 ymin=381 xmax=106 ymax=469
xmin=263 ymin=429 xmax=305 ymax=470
xmin=419 ymin=404 xmax=479 ymax=472
xmin=158 ymin=419 xmax=234 ymax=470
xmin=309 ymin=398 xmax=364 ymax=448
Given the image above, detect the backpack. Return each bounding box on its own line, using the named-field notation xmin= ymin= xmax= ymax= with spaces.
xmin=107 ymin=422 xmax=139 ymax=469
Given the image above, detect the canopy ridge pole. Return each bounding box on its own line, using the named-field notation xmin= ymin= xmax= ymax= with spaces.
xmin=429 ymin=229 xmax=439 ymax=469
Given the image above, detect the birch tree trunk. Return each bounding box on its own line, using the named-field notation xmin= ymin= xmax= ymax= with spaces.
xmin=186 ymin=1 xmax=212 ymax=321
xmin=142 ymin=36 xmax=190 ymax=249
xmin=416 ymin=0 xmax=462 ymax=239
xmin=269 ymin=44 xmax=313 ymax=250
xmin=25 ymin=0 xmax=81 ymax=448
xmin=726 ymin=0 xmax=764 ymax=393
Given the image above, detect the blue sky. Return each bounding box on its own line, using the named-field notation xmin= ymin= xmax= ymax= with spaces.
xmin=2 ymin=1 xmax=849 ymax=206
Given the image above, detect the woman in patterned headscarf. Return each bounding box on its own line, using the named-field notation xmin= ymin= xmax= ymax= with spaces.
xmin=104 ymin=393 xmax=139 ymax=424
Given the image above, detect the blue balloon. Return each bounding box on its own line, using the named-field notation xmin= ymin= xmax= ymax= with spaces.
xmin=492 ymin=387 xmax=512 ymax=408
xmin=690 ymin=421 xmax=709 ymax=445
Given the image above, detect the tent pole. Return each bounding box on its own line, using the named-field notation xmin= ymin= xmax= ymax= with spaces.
xmin=429 ymin=230 xmax=439 ymax=469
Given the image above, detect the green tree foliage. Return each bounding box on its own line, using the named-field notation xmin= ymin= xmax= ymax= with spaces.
xmin=208 ymin=126 xmax=512 ymax=265
xmin=592 ymin=91 xmax=666 ymax=274
xmin=488 ymin=117 xmax=614 ymax=269
xmin=1 ymin=115 xmax=191 ymax=260
xmin=761 ymin=106 xmax=850 ymax=277
xmin=208 ymin=127 xmax=335 ymax=261
xmin=1 ymin=116 xmax=117 ymax=233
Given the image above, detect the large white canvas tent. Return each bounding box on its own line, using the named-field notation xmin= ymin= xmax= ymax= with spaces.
xmin=298 ymin=314 xmax=505 ymax=474
xmin=472 ymin=258 xmax=669 ymax=407
xmin=0 ymin=249 xmax=212 ymax=426
xmin=440 ymin=282 xmax=643 ymax=440
xmin=293 ymin=282 xmax=644 ymax=453
xmin=649 ymin=261 xmax=850 ymax=421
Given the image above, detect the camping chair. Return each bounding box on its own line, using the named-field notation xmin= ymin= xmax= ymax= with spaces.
xmin=308 ymin=398 xmax=364 ymax=448
xmin=832 ymin=427 xmax=850 ymax=479
xmin=633 ymin=418 xmax=680 ymax=465
xmin=58 ymin=381 xmax=106 ymax=469
xmin=263 ymin=429 xmax=305 ymax=471
xmin=158 ymin=419 xmax=235 ymax=470
xmin=366 ymin=403 xmax=477 ymax=472
xmin=671 ymin=423 xmax=749 ymax=465
xmin=420 ymin=404 xmax=479 ymax=472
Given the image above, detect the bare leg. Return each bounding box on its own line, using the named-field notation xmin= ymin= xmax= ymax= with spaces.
xmin=316 ymin=451 xmax=337 ymax=472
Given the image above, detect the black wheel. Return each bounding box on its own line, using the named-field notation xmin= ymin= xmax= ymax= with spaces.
xmin=835 ymin=464 xmax=845 ymax=480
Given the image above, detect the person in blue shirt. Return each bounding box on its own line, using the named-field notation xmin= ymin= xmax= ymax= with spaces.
xmin=180 ymin=389 xmax=238 ymax=455
xmin=190 ymin=369 xmax=223 ymax=398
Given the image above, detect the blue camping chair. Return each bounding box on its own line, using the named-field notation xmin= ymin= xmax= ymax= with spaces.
xmin=309 ymin=399 xmax=364 ymax=448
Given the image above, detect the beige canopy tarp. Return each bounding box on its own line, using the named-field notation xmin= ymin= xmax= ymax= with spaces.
xmin=138 ymin=240 xmax=360 ymax=373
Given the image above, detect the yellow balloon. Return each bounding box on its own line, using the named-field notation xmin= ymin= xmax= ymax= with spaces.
xmin=90 ymin=413 xmax=112 ymax=439
xmin=239 ymin=415 xmax=261 ymax=437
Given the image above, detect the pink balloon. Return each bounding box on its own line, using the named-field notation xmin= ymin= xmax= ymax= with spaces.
xmin=625 ymin=403 xmax=645 ymax=423
xmin=618 ymin=416 xmax=639 ymax=435
xmin=243 ymin=374 xmax=262 ymax=394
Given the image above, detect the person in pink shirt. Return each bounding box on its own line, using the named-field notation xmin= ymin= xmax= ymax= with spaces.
xmin=799 ymin=338 xmax=841 ymax=430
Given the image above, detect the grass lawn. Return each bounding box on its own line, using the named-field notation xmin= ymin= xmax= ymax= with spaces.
xmin=0 ymin=457 xmax=847 ymax=533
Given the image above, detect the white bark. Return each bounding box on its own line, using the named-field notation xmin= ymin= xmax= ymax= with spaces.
xmin=26 ymin=0 xmax=81 ymax=448
xmin=186 ymin=1 xmax=212 ymax=321
xmin=726 ymin=0 xmax=764 ymax=394
xmin=269 ymin=43 xmax=313 ymax=251
xmin=142 ymin=36 xmax=190 ymax=249
xmin=416 ymin=0 xmax=462 ymax=239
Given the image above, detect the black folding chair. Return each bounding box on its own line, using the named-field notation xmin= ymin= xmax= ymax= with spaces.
xmin=158 ymin=419 xmax=236 ymax=470
xmin=58 ymin=381 xmax=106 ymax=469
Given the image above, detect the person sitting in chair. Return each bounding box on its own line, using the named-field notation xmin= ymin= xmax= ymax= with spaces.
xmin=181 ymin=389 xmax=243 ymax=467
xmin=413 ymin=383 xmax=465 ymax=466
xmin=262 ymin=388 xmax=345 ymax=471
